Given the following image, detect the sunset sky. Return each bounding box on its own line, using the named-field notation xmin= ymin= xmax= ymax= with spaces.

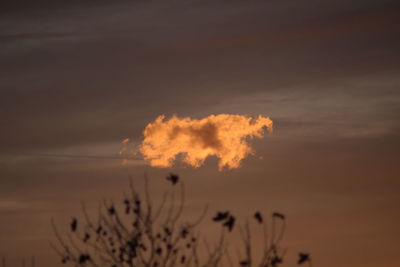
xmin=1 ymin=0 xmax=400 ymax=266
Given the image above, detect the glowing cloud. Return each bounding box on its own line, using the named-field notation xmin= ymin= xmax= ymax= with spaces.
xmin=138 ymin=114 xmax=273 ymax=170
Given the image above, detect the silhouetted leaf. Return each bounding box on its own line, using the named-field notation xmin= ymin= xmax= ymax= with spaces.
xmin=212 ymin=211 xmax=230 ymax=222
xmin=181 ymin=255 xmax=186 ymax=263
xmin=83 ymin=233 xmax=90 ymax=242
xmin=272 ymin=212 xmax=285 ymax=220
xmin=79 ymin=254 xmax=90 ymax=264
xmin=240 ymin=260 xmax=249 ymax=266
xmin=298 ymin=253 xmax=310 ymax=265
xmin=70 ymin=218 xmax=77 ymax=232
xmin=254 ymin=212 xmax=263 ymax=224
xmin=166 ymin=173 xmax=179 ymax=185
xmin=223 ymin=216 xmax=235 ymax=232
xmin=108 ymin=206 xmax=116 ymax=215
xmin=181 ymin=228 xmax=188 ymax=238
xmin=271 ymin=256 xmax=283 ymax=265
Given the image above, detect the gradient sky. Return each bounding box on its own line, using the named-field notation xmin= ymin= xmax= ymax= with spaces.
xmin=1 ymin=0 xmax=400 ymax=266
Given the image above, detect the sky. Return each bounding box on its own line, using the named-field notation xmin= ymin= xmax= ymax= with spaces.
xmin=1 ymin=0 xmax=400 ymax=266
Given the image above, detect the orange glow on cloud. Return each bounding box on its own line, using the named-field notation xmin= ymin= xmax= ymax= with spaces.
xmin=138 ymin=114 xmax=273 ymax=170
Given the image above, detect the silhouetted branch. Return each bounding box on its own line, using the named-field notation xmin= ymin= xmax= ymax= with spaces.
xmin=52 ymin=174 xmax=310 ymax=267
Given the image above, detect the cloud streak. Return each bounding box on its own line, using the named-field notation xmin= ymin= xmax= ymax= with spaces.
xmin=139 ymin=114 xmax=273 ymax=170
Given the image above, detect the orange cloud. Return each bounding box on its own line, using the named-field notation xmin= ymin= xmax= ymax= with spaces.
xmin=139 ymin=114 xmax=273 ymax=170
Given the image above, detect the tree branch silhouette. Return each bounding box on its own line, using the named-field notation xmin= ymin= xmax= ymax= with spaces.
xmin=51 ymin=174 xmax=311 ymax=267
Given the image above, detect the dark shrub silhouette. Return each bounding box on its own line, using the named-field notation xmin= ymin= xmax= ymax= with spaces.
xmin=52 ymin=174 xmax=311 ymax=267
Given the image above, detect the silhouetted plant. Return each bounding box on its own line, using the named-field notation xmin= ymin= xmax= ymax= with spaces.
xmin=51 ymin=174 xmax=311 ymax=267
